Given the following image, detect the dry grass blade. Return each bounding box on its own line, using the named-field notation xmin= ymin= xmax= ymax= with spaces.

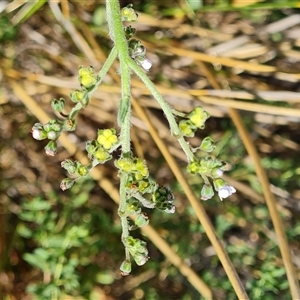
xmin=9 ymin=80 xmax=214 ymax=300
xmin=48 ymin=1 xmax=99 ymax=67
xmin=166 ymin=46 xmax=276 ymax=73
xmin=197 ymin=96 xmax=300 ymax=118
xmin=229 ymin=107 xmax=300 ymax=299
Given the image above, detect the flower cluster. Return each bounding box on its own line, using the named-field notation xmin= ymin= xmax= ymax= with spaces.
xmin=187 ymin=156 xmax=235 ymax=201
xmin=60 ymin=160 xmax=90 ymax=190
xmin=116 ymin=155 xmax=175 ymax=214
xmin=32 ymin=120 xmax=64 ymax=156
xmin=86 ymin=128 xmax=120 ymax=165
xmin=152 ymin=186 xmax=175 ymax=213
xmin=120 ymin=235 xmax=149 ymax=275
xmin=179 ymin=106 xmax=210 ymax=137
xmin=31 ymin=2 xmax=237 ymax=277
xmin=60 ymin=128 xmax=120 ymax=190
xmin=122 ymin=6 xmax=152 ymax=71
xmin=32 ymin=66 xmax=98 ymax=157
xmin=116 ymin=156 xmax=151 ymax=192
xmin=124 ymin=236 xmax=149 ymax=266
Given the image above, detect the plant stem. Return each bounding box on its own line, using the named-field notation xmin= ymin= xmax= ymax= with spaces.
xmin=106 ymin=0 xmax=132 ymax=261
xmin=128 ymin=59 xmax=179 ymax=136
xmin=128 ymin=59 xmax=195 ymax=162
xmin=69 ymin=46 xmax=118 ymax=120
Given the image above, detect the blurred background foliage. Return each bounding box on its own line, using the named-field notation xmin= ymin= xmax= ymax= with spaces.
xmin=1 ymin=0 xmax=300 ymax=299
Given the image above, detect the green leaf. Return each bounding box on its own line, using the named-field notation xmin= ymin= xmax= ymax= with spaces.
xmin=186 ymin=0 xmax=203 ymax=11
xmin=44 ymin=236 xmax=66 ymax=249
xmin=17 ymin=223 xmax=32 ymax=238
xmin=24 ymin=249 xmax=49 ymax=270
xmin=22 ymin=198 xmax=52 ymax=211
xmin=72 ymin=192 xmax=89 ymax=208
xmin=96 ymin=271 xmax=115 ymax=284
xmin=11 ymin=0 xmax=47 ymax=25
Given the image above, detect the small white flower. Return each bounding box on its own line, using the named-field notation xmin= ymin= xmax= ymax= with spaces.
xmin=141 ymin=58 xmax=152 ymax=71
xmin=218 ymin=186 xmax=236 ymax=201
xmin=32 ymin=129 xmax=42 ymax=140
xmin=32 ymin=128 xmax=47 ymax=140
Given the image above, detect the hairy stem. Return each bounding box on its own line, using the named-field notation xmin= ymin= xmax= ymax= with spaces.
xmin=69 ymin=46 xmax=118 ymax=119
xmin=128 ymin=59 xmax=195 ymax=162
xmin=106 ymin=0 xmax=132 ymax=260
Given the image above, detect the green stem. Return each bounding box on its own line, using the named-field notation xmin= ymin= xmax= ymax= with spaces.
xmin=128 ymin=59 xmax=179 ymax=136
xmin=106 ymin=0 xmax=132 ymax=261
xmin=178 ymin=136 xmax=195 ymax=162
xmin=69 ymin=46 xmax=118 ymax=119
xmin=128 ymin=58 xmax=195 ymax=161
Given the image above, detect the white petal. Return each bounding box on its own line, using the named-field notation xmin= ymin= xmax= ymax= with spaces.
xmin=218 ymin=186 xmax=236 ymax=200
xmin=141 ymin=59 xmax=152 ymax=71
xmin=32 ymin=129 xmax=42 ymax=140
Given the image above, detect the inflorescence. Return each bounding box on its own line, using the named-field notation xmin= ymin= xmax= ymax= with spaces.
xmin=32 ymin=3 xmax=235 ymax=275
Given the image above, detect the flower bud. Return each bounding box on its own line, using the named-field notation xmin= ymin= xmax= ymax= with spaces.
xmin=126 ymin=198 xmax=141 ymax=215
xmin=64 ymin=119 xmax=77 ymax=131
xmin=121 ymin=5 xmax=138 ymax=22
xmin=115 ymin=157 xmax=134 ymax=173
xmin=211 ymin=167 xmax=223 ymax=178
xmin=201 ymin=184 xmax=214 ymax=201
xmin=188 ymin=106 xmax=210 ymax=129
xmin=51 ymin=98 xmax=65 ymax=113
xmin=44 ymin=141 xmax=57 ymax=156
xmin=133 ymin=252 xmax=149 ymax=266
xmin=61 ymin=159 xmax=76 ymax=174
xmin=200 ymin=137 xmax=215 ymax=152
xmin=70 ymin=89 xmax=84 ymax=102
xmin=77 ymin=165 xmax=88 ymax=176
xmin=133 ymin=158 xmax=149 ymax=178
xmin=124 ymin=25 xmax=136 ymax=40
xmin=135 ymin=213 xmax=149 ymax=227
xmin=179 ymin=120 xmax=196 ymax=137
xmin=32 ymin=123 xmax=47 ymax=140
xmin=44 ymin=120 xmax=62 ymax=132
xmin=86 ymin=140 xmax=96 ymax=155
xmin=94 ymin=148 xmax=111 ymax=163
xmin=187 ymin=161 xmax=200 ymax=174
xmin=60 ymin=178 xmax=74 ymax=191
xmin=213 ymin=178 xmax=227 ymax=191
xmin=120 ymin=260 xmax=131 ymax=276
xmin=200 ymin=156 xmax=215 ymax=169
xmin=47 ymin=131 xmax=59 ymax=140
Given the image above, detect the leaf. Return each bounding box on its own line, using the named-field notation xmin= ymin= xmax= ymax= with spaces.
xmin=17 ymin=223 xmax=32 ymax=238
xmin=117 ymin=97 xmax=130 ymax=126
xmin=22 ymin=198 xmax=51 ymax=211
xmin=23 ymin=249 xmax=49 ymax=270
xmin=186 ymin=0 xmax=203 ymax=11
xmin=11 ymin=0 xmax=47 ymax=25
xmin=96 ymin=271 xmax=115 ymax=285
xmin=72 ymin=192 xmax=89 ymax=208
